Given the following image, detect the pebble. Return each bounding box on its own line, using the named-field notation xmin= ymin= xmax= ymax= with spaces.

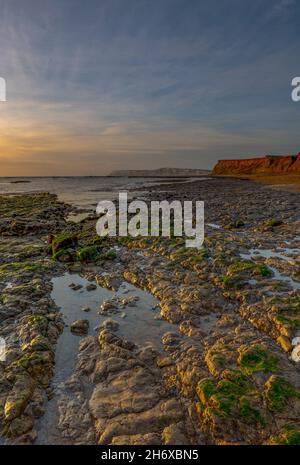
xmin=81 ymin=306 xmax=91 ymax=312
xmin=291 ymin=345 xmax=300 ymax=363
xmin=292 ymin=337 xmax=300 ymax=346
xmin=69 ymin=284 xmax=83 ymax=291
xmin=101 ymin=319 xmax=119 ymax=331
xmin=86 ymin=283 xmax=97 ymax=291
xmin=70 ymin=319 xmax=89 ymax=335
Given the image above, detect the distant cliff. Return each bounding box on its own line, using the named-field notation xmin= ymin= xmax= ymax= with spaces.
xmin=213 ymin=154 xmax=300 ymax=175
xmin=109 ymin=167 xmax=210 ymax=177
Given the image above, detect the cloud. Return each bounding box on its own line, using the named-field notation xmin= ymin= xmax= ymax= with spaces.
xmin=0 ymin=0 xmax=299 ymax=175
xmin=1 ymin=103 xmax=298 ymax=175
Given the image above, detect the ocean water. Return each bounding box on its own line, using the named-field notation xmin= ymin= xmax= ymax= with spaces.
xmin=0 ymin=176 xmax=164 ymax=209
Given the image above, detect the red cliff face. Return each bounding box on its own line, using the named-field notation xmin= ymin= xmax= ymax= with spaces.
xmin=213 ymin=154 xmax=300 ymax=175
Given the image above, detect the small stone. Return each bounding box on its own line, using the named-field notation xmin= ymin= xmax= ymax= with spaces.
xmin=101 ymin=319 xmax=119 ymax=331
xmin=120 ymin=312 xmax=127 ymax=319
xmin=100 ymin=300 xmax=117 ymax=312
xmin=70 ymin=320 xmax=89 ymax=335
xmin=71 ymin=284 xmax=83 ymax=291
xmin=291 ymin=345 xmax=300 ymax=363
xmin=81 ymin=306 xmax=91 ymax=312
xmin=292 ymin=337 xmax=300 ymax=346
xmin=86 ymin=283 xmax=97 ymax=291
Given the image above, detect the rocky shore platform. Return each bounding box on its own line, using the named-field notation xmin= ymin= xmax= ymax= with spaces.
xmin=0 ymin=177 xmax=299 ymax=445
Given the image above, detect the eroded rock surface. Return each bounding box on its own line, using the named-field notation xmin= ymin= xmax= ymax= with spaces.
xmin=0 ymin=178 xmax=300 ymax=445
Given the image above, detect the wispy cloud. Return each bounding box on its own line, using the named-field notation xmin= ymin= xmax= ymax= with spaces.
xmin=0 ymin=0 xmax=299 ymax=175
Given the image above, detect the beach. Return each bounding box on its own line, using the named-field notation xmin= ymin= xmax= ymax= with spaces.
xmin=0 ymin=177 xmax=299 ymax=445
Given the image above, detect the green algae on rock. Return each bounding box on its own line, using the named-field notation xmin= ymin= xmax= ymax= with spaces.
xmin=238 ymin=345 xmax=278 ymax=375
xmin=264 ymin=375 xmax=300 ymax=412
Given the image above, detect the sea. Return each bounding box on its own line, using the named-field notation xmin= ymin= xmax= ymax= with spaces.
xmin=0 ymin=176 xmax=168 ymax=210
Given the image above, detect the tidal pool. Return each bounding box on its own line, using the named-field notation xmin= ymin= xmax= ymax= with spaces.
xmin=36 ymin=272 xmax=176 ymax=444
xmin=241 ymin=249 xmax=300 ymax=290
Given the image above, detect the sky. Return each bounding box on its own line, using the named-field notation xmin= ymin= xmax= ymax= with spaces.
xmin=0 ymin=0 xmax=300 ymax=176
